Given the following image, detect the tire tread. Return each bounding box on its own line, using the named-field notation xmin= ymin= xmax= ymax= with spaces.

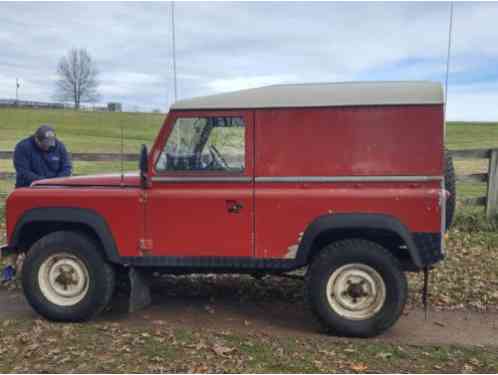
xmin=22 ymin=230 xmax=115 ymax=322
xmin=305 ymin=239 xmax=407 ymax=337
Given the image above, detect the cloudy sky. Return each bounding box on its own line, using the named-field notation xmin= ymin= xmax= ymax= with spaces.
xmin=0 ymin=1 xmax=497 ymax=120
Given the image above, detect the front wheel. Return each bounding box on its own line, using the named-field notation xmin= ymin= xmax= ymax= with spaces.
xmin=305 ymin=239 xmax=407 ymax=337
xmin=22 ymin=231 xmax=115 ymax=322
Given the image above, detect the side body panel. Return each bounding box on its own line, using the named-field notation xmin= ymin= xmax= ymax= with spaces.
xmin=254 ymin=105 xmax=444 ymax=259
xmin=255 ymin=182 xmax=441 ymax=259
xmin=255 ymin=105 xmax=443 ymax=176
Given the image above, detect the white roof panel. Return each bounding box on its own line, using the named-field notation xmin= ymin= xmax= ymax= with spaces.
xmin=171 ymin=81 xmax=443 ymax=110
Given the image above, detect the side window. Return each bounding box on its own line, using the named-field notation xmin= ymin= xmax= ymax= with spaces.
xmin=156 ymin=116 xmax=245 ymax=172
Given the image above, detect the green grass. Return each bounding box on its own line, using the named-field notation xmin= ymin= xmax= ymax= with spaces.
xmin=446 ymin=121 xmax=498 ymax=150
xmin=0 ymin=108 xmax=496 ymax=151
xmin=0 ymin=109 xmax=496 ymax=201
xmin=0 ymin=107 xmax=163 ymax=197
xmin=1 ymin=109 xmax=496 ymax=151
xmin=446 ymin=122 xmax=497 ymax=200
xmin=0 ymin=319 xmax=497 ymax=373
xmin=0 ymin=107 xmax=163 ymax=153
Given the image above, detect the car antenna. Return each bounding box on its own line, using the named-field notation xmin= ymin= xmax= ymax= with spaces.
xmin=444 ymin=1 xmax=454 ymax=125
xmin=423 ymin=1 xmax=455 ymax=322
xmin=120 ymin=124 xmax=124 ymax=187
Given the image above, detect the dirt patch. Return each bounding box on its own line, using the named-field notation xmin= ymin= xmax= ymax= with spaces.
xmin=2 ymin=276 xmax=498 ymax=348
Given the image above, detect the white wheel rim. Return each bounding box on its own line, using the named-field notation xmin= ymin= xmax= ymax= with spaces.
xmin=38 ymin=253 xmax=90 ymax=306
xmin=326 ymin=263 xmax=386 ymax=320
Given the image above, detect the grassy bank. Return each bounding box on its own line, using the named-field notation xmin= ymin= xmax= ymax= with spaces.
xmin=1 ymin=108 xmax=497 ymax=151
xmin=1 ymin=108 xmax=497 ymax=198
xmin=0 ymin=319 xmax=497 ymax=373
xmin=0 ymin=107 xmax=163 ymax=153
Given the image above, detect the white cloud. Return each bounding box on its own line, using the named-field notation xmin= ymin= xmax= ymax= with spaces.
xmin=0 ymin=2 xmax=498 ymax=119
xmin=206 ymin=74 xmax=298 ymax=93
xmin=99 ymin=71 xmax=164 ymax=97
xmin=446 ymin=82 xmax=498 ymax=121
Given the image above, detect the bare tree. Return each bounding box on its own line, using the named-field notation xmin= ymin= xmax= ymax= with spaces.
xmin=54 ymin=48 xmax=100 ymax=109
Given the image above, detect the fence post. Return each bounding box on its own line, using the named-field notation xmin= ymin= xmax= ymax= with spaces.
xmin=486 ymin=149 xmax=498 ymax=220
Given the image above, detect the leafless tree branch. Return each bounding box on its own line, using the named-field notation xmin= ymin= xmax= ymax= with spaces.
xmin=54 ymin=48 xmax=100 ymax=109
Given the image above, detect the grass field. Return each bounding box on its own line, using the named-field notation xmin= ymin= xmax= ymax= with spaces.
xmin=1 ymin=109 xmax=498 ymax=152
xmin=0 ymin=108 xmax=496 ymax=223
xmin=0 ymin=107 xmax=163 ymax=153
xmin=0 ymin=108 xmax=496 ymax=200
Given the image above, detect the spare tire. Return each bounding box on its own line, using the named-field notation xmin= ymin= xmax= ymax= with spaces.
xmin=444 ymin=150 xmax=456 ymax=231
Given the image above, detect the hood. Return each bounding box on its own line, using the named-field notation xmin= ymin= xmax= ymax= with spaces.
xmin=31 ymin=173 xmax=141 ymax=187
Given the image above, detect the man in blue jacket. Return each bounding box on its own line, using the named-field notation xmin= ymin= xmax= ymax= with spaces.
xmin=13 ymin=124 xmax=72 ymax=188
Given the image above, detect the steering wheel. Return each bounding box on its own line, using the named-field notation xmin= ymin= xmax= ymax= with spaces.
xmin=209 ymin=145 xmax=230 ymax=170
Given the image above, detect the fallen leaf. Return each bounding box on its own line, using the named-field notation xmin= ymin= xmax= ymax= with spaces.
xmin=350 ymin=363 xmax=368 ymax=372
xmin=376 ymin=351 xmax=392 ymax=359
xmin=212 ymin=343 xmax=235 ymax=357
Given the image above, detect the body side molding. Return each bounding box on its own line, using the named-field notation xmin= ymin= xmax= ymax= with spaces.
xmin=255 ymin=176 xmax=443 ymax=183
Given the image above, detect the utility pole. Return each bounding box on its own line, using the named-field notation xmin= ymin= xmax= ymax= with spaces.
xmin=171 ymin=1 xmax=181 ymax=149
xmin=444 ymin=2 xmax=454 ymax=121
xmin=171 ymin=1 xmax=178 ymax=103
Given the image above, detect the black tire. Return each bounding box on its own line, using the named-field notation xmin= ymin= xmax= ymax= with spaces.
xmin=305 ymin=239 xmax=407 ymax=337
xmin=444 ymin=150 xmax=456 ymax=231
xmin=22 ymin=231 xmax=115 ymax=322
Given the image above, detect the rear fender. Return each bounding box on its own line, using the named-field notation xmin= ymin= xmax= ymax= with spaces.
xmin=295 ymin=213 xmax=424 ymax=269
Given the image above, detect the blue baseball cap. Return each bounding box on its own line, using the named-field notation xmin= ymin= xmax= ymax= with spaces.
xmin=35 ymin=124 xmax=56 ymax=148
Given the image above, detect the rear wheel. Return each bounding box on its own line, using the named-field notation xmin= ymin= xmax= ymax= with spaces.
xmin=22 ymin=231 xmax=115 ymax=322
xmin=306 ymin=239 xmax=407 ymax=337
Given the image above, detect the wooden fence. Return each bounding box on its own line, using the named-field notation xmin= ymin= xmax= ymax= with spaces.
xmin=1 ymin=148 xmax=497 ymax=219
xmin=451 ymin=148 xmax=498 ymax=219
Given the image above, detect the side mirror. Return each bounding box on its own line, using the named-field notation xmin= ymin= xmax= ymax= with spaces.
xmin=139 ymin=144 xmax=148 ymax=185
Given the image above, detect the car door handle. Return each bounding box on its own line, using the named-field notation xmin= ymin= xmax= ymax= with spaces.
xmin=226 ymin=200 xmax=243 ymax=214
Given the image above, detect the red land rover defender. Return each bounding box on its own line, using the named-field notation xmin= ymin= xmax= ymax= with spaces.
xmin=1 ymin=82 xmax=454 ymax=337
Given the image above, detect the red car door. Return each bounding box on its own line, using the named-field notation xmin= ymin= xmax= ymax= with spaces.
xmin=145 ymin=110 xmax=254 ymax=257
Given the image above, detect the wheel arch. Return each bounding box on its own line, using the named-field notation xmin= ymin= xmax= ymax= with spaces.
xmin=10 ymin=207 xmax=120 ymax=263
xmin=296 ymin=213 xmax=423 ymax=270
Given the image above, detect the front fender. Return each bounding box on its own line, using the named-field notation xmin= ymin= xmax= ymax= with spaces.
xmin=8 ymin=207 xmax=120 ymax=263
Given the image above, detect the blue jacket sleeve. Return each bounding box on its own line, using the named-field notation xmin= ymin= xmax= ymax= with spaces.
xmin=56 ymin=143 xmax=72 ymax=177
xmin=13 ymin=142 xmax=42 ymax=185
